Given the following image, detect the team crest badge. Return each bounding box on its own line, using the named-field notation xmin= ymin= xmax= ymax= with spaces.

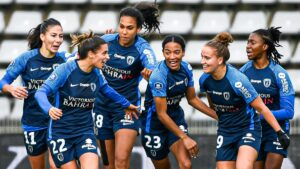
xmin=57 ymin=153 xmax=64 ymax=161
xmin=90 ymin=83 xmax=96 ymax=92
xmin=223 ymin=92 xmax=230 ymax=100
xmin=154 ymin=82 xmax=163 ymax=90
xmin=263 ymin=79 xmax=271 ymax=88
xmin=127 ymin=56 xmax=135 ymax=65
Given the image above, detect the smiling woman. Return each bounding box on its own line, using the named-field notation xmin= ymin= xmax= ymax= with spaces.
xmin=0 ymin=18 xmax=67 ymax=169
xmin=34 ymin=31 xmax=140 ymax=169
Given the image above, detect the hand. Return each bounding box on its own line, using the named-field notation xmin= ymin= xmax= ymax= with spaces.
xmin=8 ymin=86 xmax=28 ymax=99
xmin=182 ymin=136 xmax=199 ymax=158
xmin=141 ymin=68 xmax=152 ymax=81
xmin=105 ymin=28 xmax=114 ymax=34
xmin=49 ymin=107 xmax=63 ymax=120
xmin=124 ymin=104 xmax=141 ymax=120
xmin=277 ymin=130 xmax=290 ymax=149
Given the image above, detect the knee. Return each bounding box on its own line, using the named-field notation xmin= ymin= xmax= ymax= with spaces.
xmin=178 ymin=159 xmax=191 ymax=169
xmin=115 ymin=155 xmax=129 ymax=169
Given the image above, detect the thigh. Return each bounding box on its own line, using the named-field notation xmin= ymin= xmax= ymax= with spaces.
xmin=217 ymin=161 xmax=236 ymax=169
xmin=236 ymin=145 xmax=258 ymax=169
xmin=97 ymin=139 xmax=115 ymax=167
xmin=23 ymin=129 xmax=48 ymax=156
xmin=79 ymin=152 xmax=99 ymax=169
xmin=28 ymin=152 xmax=46 ymax=169
xmin=151 ymin=158 xmax=171 ymax=169
xmin=60 ymin=160 xmax=78 ymax=169
xmin=265 ymin=152 xmax=284 ymax=169
xmin=114 ymin=129 xmax=137 ymax=158
xmin=141 ymin=131 xmax=169 ymax=160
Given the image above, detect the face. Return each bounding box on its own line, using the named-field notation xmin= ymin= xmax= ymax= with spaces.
xmin=163 ymin=42 xmax=184 ymax=71
xmin=91 ymin=44 xmax=109 ymax=69
xmin=201 ymin=45 xmax=223 ymax=74
xmin=40 ymin=25 xmax=63 ymax=54
xmin=118 ymin=16 xmax=141 ymax=47
xmin=246 ymin=33 xmax=268 ymax=60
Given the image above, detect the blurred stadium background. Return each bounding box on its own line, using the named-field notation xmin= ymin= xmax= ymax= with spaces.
xmin=0 ymin=0 xmax=299 ymax=168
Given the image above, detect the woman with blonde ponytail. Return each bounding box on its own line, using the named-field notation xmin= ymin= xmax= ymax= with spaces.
xmin=34 ymin=31 xmax=140 ymax=169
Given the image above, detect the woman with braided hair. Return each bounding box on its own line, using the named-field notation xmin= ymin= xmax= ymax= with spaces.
xmin=199 ymin=32 xmax=290 ymax=169
xmin=93 ymin=2 xmax=160 ymax=169
xmin=240 ymin=27 xmax=295 ymax=169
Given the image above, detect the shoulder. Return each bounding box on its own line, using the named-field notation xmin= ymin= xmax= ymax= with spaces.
xmin=151 ymin=62 xmax=168 ymax=80
xmin=239 ymin=61 xmax=253 ymax=72
xmin=101 ymin=33 xmax=118 ymax=43
xmin=134 ymin=36 xmax=151 ymax=52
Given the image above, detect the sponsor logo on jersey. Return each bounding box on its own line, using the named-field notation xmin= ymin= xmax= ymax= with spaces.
xmin=103 ymin=65 xmax=133 ymax=80
xmin=167 ymin=94 xmax=184 ymax=105
xmin=114 ymin=53 xmax=125 ymax=59
xmin=70 ymin=83 xmax=79 ymax=87
xmin=263 ymin=78 xmax=271 ymax=88
xmin=63 ymin=96 xmax=95 ymax=108
xmin=154 ymin=82 xmax=163 ymax=90
xmin=27 ymin=79 xmax=45 ymax=90
xmin=143 ymin=49 xmax=155 ymax=65
xmin=168 ymin=78 xmax=187 ymax=90
xmin=223 ymin=92 xmax=230 ymax=100
xmin=30 ymin=68 xmax=39 ymax=71
xmin=71 ymin=83 xmax=96 ymax=91
xmin=40 ymin=67 xmax=52 ymax=71
xmin=127 ymin=56 xmax=135 ymax=65
xmin=82 ymin=138 xmax=96 ymax=150
xmin=49 ymin=73 xmax=57 ymax=81
xmin=235 ymin=81 xmax=251 ymax=98
xmin=278 ymin=72 xmax=289 ymax=93
xmin=250 ymin=79 xmax=261 ymax=84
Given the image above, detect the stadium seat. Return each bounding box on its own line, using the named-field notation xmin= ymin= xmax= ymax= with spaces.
xmin=203 ymin=0 xmax=238 ymax=4
xmin=9 ymin=99 xmax=23 ymax=120
xmin=228 ymin=40 xmax=249 ymax=64
xmin=293 ymin=97 xmax=300 ymax=119
xmin=278 ymin=0 xmax=300 ymax=3
xmin=128 ymin=0 xmax=163 ymax=3
xmin=15 ymin=0 xmax=50 ymax=4
xmin=184 ymin=40 xmax=206 ymax=64
xmin=0 ymin=97 xmax=10 ymax=120
xmin=159 ymin=10 xmax=193 ymax=34
xmin=0 ymin=69 xmax=23 ymax=87
xmin=0 ymin=40 xmax=28 ymax=64
xmin=290 ymin=41 xmax=300 ymax=63
xmin=59 ymin=41 xmax=70 ymax=53
xmin=0 ymin=12 xmax=4 ymax=33
xmin=48 ymin=11 xmax=80 ymax=34
xmin=5 ymin=11 xmax=42 ymax=35
xmin=241 ymin=0 xmax=276 ymax=4
xmin=149 ymin=40 xmax=164 ymax=62
xmin=0 ymin=0 xmax=12 ymax=4
xmin=193 ymin=11 xmax=230 ymax=34
xmin=166 ymin=0 xmax=202 ymax=4
xmin=277 ymin=40 xmax=292 ymax=63
xmin=80 ymin=11 xmax=118 ymax=34
xmin=287 ymin=69 xmax=300 ymax=93
xmin=190 ymin=97 xmax=213 ymax=120
xmin=90 ymin=0 xmax=126 ymax=3
xmin=270 ymin=11 xmax=300 ymax=34
xmin=192 ymin=69 xmax=204 ymax=94
xmin=230 ymin=11 xmax=267 ymax=34
xmin=180 ymin=97 xmax=194 ymax=119
xmin=53 ymin=0 xmax=87 ymax=3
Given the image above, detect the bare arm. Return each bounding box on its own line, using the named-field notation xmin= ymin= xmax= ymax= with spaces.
xmin=186 ymin=87 xmax=218 ymax=120
xmin=154 ymin=97 xmax=199 ymax=157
